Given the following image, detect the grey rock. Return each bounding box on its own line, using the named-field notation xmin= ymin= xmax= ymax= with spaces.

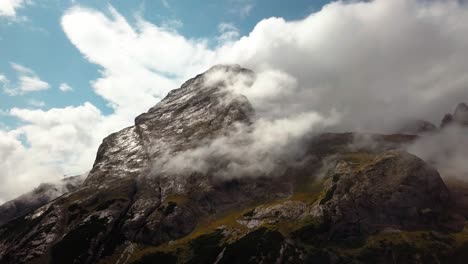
xmin=312 ymin=150 xmax=457 ymax=239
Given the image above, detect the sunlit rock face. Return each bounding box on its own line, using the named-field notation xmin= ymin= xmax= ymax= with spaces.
xmin=0 ymin=66 xmax=467 ymax=264
xmin=84 ymin=64 xmax=255 ymax=186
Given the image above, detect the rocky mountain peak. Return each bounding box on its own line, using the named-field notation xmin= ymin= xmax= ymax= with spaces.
xmin=86 ymin=64 xmax=255 ymax=185
xmin=399 ymin=119 xmax=437 ymax=134
xmin=440 ymin=102 xmax=468 ymax=128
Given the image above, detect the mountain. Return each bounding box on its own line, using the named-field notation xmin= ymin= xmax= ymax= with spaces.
xmin=399 ymin=119 xmax=437 ymax=134
xmin=441 ymin=102 xmax=468 ymax=128
xmin=1 ymin=65 xmax=468 ymax=264
xmin=0 ymin=175 xmax=85 ymax=227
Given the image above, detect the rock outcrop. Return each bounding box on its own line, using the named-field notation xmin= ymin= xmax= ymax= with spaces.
xmin=312 ymin=150 xmax=460 ymax=239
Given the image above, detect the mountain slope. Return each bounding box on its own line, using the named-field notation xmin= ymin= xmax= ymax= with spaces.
xmin=0 ymin=175 xmax=85 ymax=227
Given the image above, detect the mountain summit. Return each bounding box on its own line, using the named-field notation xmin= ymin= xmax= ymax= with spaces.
xmin=441 ymin=102 xmax=468 ymax=128
xmin=1 ymin=66 xmax=467 ymax=264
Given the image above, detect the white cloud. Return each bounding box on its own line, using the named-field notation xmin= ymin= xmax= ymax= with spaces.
xmin=0 ymin=103 xmax=106 ymax=201
xmin=407 ymin=125 xmax=468 ymax=179
xmin=218 ymin=22 xmax=240 ymax=43
xmin=215 ymin=0 xmax=468 ymax=132
xmin=2 ymin=63 xmax=50 ymax=95
xmin=4 ymin=0 xmax=468 ymax=201
xmin=59 ymin=82 xmax=73 ymax=92
xmin=0 ymin=0 xmax=30 ymax=17
xmin=61 ymin=6 xmax=217 ymax=119
xmin=156 ymin=109 xmax=339 ymax=178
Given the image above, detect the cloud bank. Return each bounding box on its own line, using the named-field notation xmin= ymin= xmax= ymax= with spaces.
xmin=2 ymin=0 xmax=468 ymax=202
xmin=408 ymin=125 xmax=468 ymax=180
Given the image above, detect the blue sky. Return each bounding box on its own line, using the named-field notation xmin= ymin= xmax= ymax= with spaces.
xmin=0 ymin=0 xmax=330 ymax=129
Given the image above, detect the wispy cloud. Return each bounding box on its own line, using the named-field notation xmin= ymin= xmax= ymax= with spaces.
xmin=59 ymin=83 xmax=73 ymax=92
xmin=239 ymin=3 xmax=254 ymax=17
xmin=218 ymin=22 xmax=240 ymax=42
xmin=161 ymin=18 xmax=183 ymax=31
xmin=27 ymin=99 xmax=45 ymax=108
xmin=2 ymin=63 xmax=50 ymax=96
xmin=229 ymin=0 xmax=254 ymax=18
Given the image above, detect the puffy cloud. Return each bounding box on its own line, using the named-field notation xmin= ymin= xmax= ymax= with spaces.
xmin=2 ymin=63 xmax=50 ymax=95
xmin=216 ymin=0 xmax=468 ymax=132
xmin=60 ymin=5 xmax=216 ymax=118
xmin=0 ymin=103 xmax=106 ymax=202
xmin=59 ymin=83 xmax=73 ymax=92
xmin=155 ymin=109 xmax=340 ymax=178
xmin=0 ymin=0 xmax=30 ymax=17
xmin=0 ymin=129 xmax=61 ymax=204
xmin=4 ymin=0 xmax=468 ymax=202
xmin=10 ymin=103 xmax=104 ymax=172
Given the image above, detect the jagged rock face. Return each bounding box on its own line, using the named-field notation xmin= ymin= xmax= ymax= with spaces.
xmin=441 ymin=113 xmax=454 ymax=128
xmin=84 ymin=126 xmax=149 ymax=185
xmin=134 ymin=65 xmax=255 ymax=158
xmin=312 ymin=150 xmax=458 ymax=240
xmin=0 ymin=66 xmax=466 ymax=264
xmin=440 ymin=102 xmax=468 ymax=128
xmin=85 ymin=64 xmax=254 ymax=186
xmin=0 ymin=175 xmax=84 ymax=227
